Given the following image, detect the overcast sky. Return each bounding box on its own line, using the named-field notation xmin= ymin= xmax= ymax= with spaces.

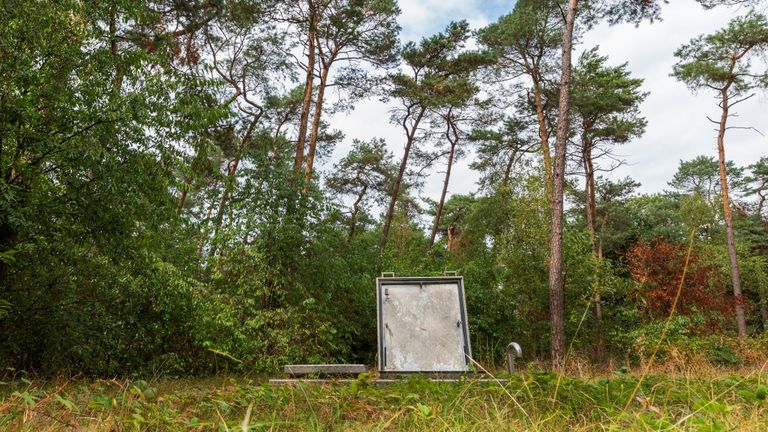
xmin=326 ymin=0 xmax=767 ymax=202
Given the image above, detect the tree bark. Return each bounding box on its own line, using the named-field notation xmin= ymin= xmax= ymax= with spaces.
xmin=502 ymin=148 xmax=518 ymax=187
xmin=533 ymin=75 xmax=553 ymax=202
xmin=177 ymin=177 xmax=191 ymax=214
xmin=304 ymin=56 xmax=333 ymax=185
xmin=582 ymin=137 xmax=606 ymax=366
xmin=717 ymin=86 xmax=748 ymax=338
xmin=592 ymin=288 xmax=605 ymax=364
xmin=348 ymin=184 xmax=367 ymax=242
xmin=429 ymin=114 xmax=458 ymax=247
xmin=548 ymin=0 xmax=578 ymax=370
xmin=582 ymin=139 xmax=597 ymax=247
xmin=380 ymin=106 xmax=427 ymax=250
xmin=294 ymin=10 xmax=317 ymax=182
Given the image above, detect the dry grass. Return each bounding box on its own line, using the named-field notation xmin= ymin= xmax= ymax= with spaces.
xmin=2 ymin=362 xmax=768 ymax=431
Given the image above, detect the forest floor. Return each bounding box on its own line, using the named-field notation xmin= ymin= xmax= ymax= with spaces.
xmin=2 ymin=367 xmax=768 ymax=431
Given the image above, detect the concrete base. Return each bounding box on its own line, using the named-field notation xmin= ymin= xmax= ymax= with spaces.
xmin=269 ymin=378 xmax=509 ymax=387
xmin=283 ymin=364 xmax=368 ymax=376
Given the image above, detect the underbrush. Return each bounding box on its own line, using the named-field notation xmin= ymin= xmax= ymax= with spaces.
xmin=625 ymin=321 xmax=768 ymax=370
xmin=2 ymin=368 xmax=768 ymax=431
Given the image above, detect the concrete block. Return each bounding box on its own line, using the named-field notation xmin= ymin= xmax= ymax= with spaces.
xmin=283 ymin=364 xmax=368 ymax=376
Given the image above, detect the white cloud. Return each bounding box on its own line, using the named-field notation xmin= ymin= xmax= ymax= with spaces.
xmin=397 ymin=0 xmax=493 ymax=41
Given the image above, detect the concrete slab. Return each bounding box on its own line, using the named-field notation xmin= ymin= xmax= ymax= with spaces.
xmin=283 ymin=364 xmax=367 ymax=376
xmin=269 ymin=378 xmax=509 ymax=387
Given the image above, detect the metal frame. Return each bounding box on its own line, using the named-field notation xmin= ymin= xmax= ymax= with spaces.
xmin=376 ymin=276 xmax=472 ymax=374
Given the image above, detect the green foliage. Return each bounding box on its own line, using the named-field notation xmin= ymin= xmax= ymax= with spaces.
xmin=571 ymin=47 xmax=647 ymax=143
xmin=392 ymin=21 xmax=494 ymax=109
xmin=673 ymin=14 xmax=768 ymax=93
xmin=680 ymin=193 xmax=717 ymax=231
xmin=670 ymin=156 xmax=743 ymax=204
xmin=629 ymin=322 xmax=757 ymax=367
xmin=317 ymin=0 xmax=401 ymax=69
xmin=3 ymin=0 xmax=768 ymax=381
xmin=479 ymin=180 xmax=552 ymax=359
xmin=0 ymin=0 xmax=220 ymax=375
xmin=477 ymin=0 xmax=562 ymax=78
xmin=626 ymin=193 xmax=689 ymax=243
xmin=469 ymin=117 xmax=539 ymax=190
xmin=325 ymin=138 xmax=397 ymax=239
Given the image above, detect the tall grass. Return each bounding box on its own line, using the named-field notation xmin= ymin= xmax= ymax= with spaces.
xmin=2 ymin=367 xmax=768 ymax=431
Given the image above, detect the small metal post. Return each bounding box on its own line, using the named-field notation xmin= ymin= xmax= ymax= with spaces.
xmin=506 ymin=342 xmax=522 ymax=373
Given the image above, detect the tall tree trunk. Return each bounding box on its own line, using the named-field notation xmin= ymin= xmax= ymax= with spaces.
xmin=177 ymin=177 xmax=191 ymax=214
xmin=583 ymin=140 xmax=597 ymax=247
xmin=209 ymin=119 xmax=258 ymax=259
xmin=294 ymin=12 xmax=317 ymax=182
xmin=196 ymin=179 xmax=220 ymax=261
xmin=582 ymin=138 xmax=606 ymax=366
xmin=548 ymin=0 xmax=578 ymax=370
xmin=380 ymin=106 xmax=427 ymax=250
xmin=348 ymin=185 xmax=367 ymax=242
xmin=533 ymin=75 xmax=553 ymax=202
xmin=502 ymin=148 xmax=518 ymax=188
xmin=429 ymin=115 xmax=458 ymax=247
xmin=717 ymin=86 xmax=748 ymax=338
xmin=592 ymin=285 xmax=605 ymax=366
xmin=304 ymin=58 xmax=332 ymax=185
xmin=210 ymin=157 xmax=240 ymax=255
xmin=109 ymin=7 xmax=123 ymax=92
xmin=598 ymin=214 xmax=607 ymax=259
xmin=272 ymin=115 xmax=288 ymax=160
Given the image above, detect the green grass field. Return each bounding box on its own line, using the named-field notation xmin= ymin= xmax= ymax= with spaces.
xmin=2 ymin=368 xmax=768 ymax=431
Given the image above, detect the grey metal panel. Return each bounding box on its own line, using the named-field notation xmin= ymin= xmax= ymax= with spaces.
xmin=376 ymin=277 xmax=471 ymax=373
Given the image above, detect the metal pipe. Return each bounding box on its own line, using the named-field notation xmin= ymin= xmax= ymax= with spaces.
xmin=506 ymin=342 xmax=522 ymax=373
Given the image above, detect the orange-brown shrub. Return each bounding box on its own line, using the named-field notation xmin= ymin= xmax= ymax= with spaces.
xmin=626 ymin=238 xmax=732 ymax=325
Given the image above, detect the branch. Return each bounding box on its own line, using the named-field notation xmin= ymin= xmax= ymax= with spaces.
xmin=9 ymin=119 xmax=116 ymax=185
xmin=724 ymin=125 xmax=764 ymax=136
xmin=706 ymin=116 xmax=721 ymax=125
xmin=726 ymin=93 xmax=756 ymax=109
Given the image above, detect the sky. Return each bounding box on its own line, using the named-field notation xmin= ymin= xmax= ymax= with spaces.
xmin=326 ymin=0 xmax=768 ymax=203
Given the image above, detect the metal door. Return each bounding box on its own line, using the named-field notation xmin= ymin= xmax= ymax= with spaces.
xmin=377 ymin=277 xmax=471 ymax=373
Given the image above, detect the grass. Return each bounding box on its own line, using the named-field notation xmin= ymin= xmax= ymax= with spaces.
xmin=2 ymin=366 xmax=768 ymax=431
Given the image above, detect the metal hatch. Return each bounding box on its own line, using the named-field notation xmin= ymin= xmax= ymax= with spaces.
xmin=376 ymin=276 xmax=472 ymax=374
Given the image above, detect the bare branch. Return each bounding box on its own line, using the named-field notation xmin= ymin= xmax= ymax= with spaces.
xmin=724 ymin=125 xmax=764 ymax=136
xmin=726 ymin=92 xmax=756 ymax=108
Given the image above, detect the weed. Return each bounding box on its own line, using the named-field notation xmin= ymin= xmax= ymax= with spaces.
xmin=1 ymin=370 xmax=767 ymax=431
